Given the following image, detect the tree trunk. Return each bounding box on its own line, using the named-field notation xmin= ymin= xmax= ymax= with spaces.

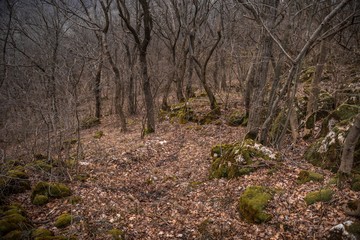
xmin=305 ymin=40 xmax=328 ymax=129
xmin=339 ymin=113 xmax=360 ymax=174
xmin=94 ymin=60 xmax=102 ymax=119
xmin=140 ymin=53 xmax=155 ymax=133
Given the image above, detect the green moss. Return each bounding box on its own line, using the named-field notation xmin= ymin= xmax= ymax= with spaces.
xmin=226 ymin=111 xmax=246 ymax=127
xmin=27 ymin=160 xmax=52 ymax=172
xmin=32 ymin=195 xmax=49 ymax=206
xmin=142 ymin=127 xmax=155 ymax=136
xmin=2 ymin=230 xmax=22 ymax=240
xmin=198 ymin=108 xmax=221 ymax=125
xmin=75 ymin=174 xmax=89 ymax=182
xmin=346 ymin=221 xmax=360 ymax=238
xmin=210 ymin=144 xmax=233 ymax=158
xmin=34 ymin=236 xmax=75 ymax=240
xmin=63 ymin=139 xmax=77 ymax=145
xmin=300 ymin=66 xmax=315 ymax=82
xmin=304 ymin=189 xmax=333 ymax=205
xmin=108 ymin=228 xmax=125 ymax=240
xmin=210 ymin=139 xmax=279 ymax=179
xmin=32 ymin=228 xmax=54 ymax=238
xmin=69 ymin=196 xmax=82 ymax=205
xmin=54 ymin=213 xmax=73 ymax=228
xmin=81 ymin=116 xmax=100 ymax=129
xmin=0 ymin=166 xmax=30 ymax=197
xmin=0 ymin=212 xmax=28 ymax=236
xmin=297 ymin=170 xmax=324 ymax=184
xmin=93 ymin=130 xmax=104 ymax=139
xmin=331 ymin=104 xmax=360 ymax=121
xmin=351 ymin=182 xmax=360 ymax=191
xmin=31 ymin=182 xmax=71 ymax=204
xmin=238 ymin=186 xmax=273 ymax=223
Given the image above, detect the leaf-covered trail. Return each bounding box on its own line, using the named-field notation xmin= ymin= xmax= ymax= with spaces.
xmin=22 ymin=116 xmax=356 ymax=239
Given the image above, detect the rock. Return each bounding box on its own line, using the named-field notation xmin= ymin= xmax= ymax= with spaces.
xmin=210 ymin=139 xmax=279 ymax=179
xmin=238 ymin=186 xmax=273 ymax=223
xmin=304 ymin=104 xmax=360 ymax=172
xmin=226 ymin=111 xmax=247 ymax=127
xmin=304 ymin=189 xmax=333 ymax=205
xmin=297 ymin=170 xmax=324 ymax=184
xmin=327 ymin=221 xmax=360 ymax=240
xmin=54 ymin=213 xmax=73 ymax=228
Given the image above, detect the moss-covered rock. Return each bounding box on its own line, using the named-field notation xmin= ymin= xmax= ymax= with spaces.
xmin=300 ymin=66 xmax=316 ymax=83
xmin=81 ymin=116 xmax=100 ymax=129
xmin=0 ymin=165 xmax=30 ymax=198
xmin=31 ymin=182 xmax=71 ymax=204
xmin=210 ymin=139 xmax=279 ymax=179
xmin=328 ymin=221 xmax=360 ymax=240
xmin=93 ymin=130 xmax=104 ymax=139
xmin=198 ymin=109 xmax=221 ymax=125
xmin=108 ymin=228 xmax=125 ymax=240
xmin=297 ymin=170 xmax=324 ymax=184
xmin=304 ymin=189 xmax=333 ymax=205
xmin=2 ymin=230 xmax=22 ymax=240
xmin=54 ymin=213 xmax=73 ymax=228
xmin=26 ymin=160 xmax=52 ymax=172
xmin=238 ymin=186 xmax=273 ymax=223
xmin=226 ymin=111 xmax=247 ymax=127
xmin=32 ymin=228 xmax=54 ymax=238
xmin=32 ymin=195 xmax=49 ymax=206
xmin=0 ymin=204 xmax=31 ymax=238
xmin=304 ymin=105 xmax=360 ymax=172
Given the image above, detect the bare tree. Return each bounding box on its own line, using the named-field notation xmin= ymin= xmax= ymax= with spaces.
xmin=116 ymin=0 xmax=155 ymax=133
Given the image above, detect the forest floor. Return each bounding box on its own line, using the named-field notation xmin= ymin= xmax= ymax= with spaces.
xmin=8 ymin=96 xmax=359 ymax=240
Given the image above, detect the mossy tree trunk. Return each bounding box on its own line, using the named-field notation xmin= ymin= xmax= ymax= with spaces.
xmin=339 ymin=113 xmax=360 ymax=174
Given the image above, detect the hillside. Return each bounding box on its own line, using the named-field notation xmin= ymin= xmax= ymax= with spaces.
xmin=3 ymin=99 xmax=358 ymax=239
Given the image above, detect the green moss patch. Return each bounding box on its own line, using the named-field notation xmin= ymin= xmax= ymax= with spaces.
xmin=238 ymin=186 xmax=273 ymax=223
xmin=31 ymin=182 xmax=71 ymax=205
xmin=32 ymin=195 xmax=49 ymax=206
xmin=297 ymin=170 xmax=324 ymax=184
xmin=226 ymin=111 xmax=247 ymax=127
xmin=26 ymin=160 xmax=53 ymax=172
xmin=54 ymin=213 xmax=73 ymax=228
xmin=108 ymin=228 xmax=125 ymax=240
xmin=0 ymin=165 xmax=30 ymax=198
xmin=304 ymin=189 xmax=333 ymax=205
xmin=0 ymin=204 xmax=31 ymax=238
xmin=81 ymin=116 xmax=100 ymax=129
xmin=93 ymin=130 xmax=104 ymax=139
xmin=32 ymin=228 xmax=54 ymax=238
xmin=210 ymin=139 xmax=279 ymax=179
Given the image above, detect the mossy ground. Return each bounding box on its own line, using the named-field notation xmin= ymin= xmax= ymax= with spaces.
xmin=304 ymin=189 xmax=333 ymax=205
xmin=0 ymin=204 xmax=31 ymax=239
xmin=31 ymin=182 xmax=71 ymax=205
xmin=226 ymin=111 xmax=247 ymax=127
xmin=81 ymin=116 xmax=100 ymax=129
xmin=297 ymin=170 xmax=324 ymax=184
xmin=238 ymin=186 xmax=273 ymax=223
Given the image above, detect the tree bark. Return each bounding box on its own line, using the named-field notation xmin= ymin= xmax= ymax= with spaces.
xmin=339 ymin=113 xmax=360 ymax=174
